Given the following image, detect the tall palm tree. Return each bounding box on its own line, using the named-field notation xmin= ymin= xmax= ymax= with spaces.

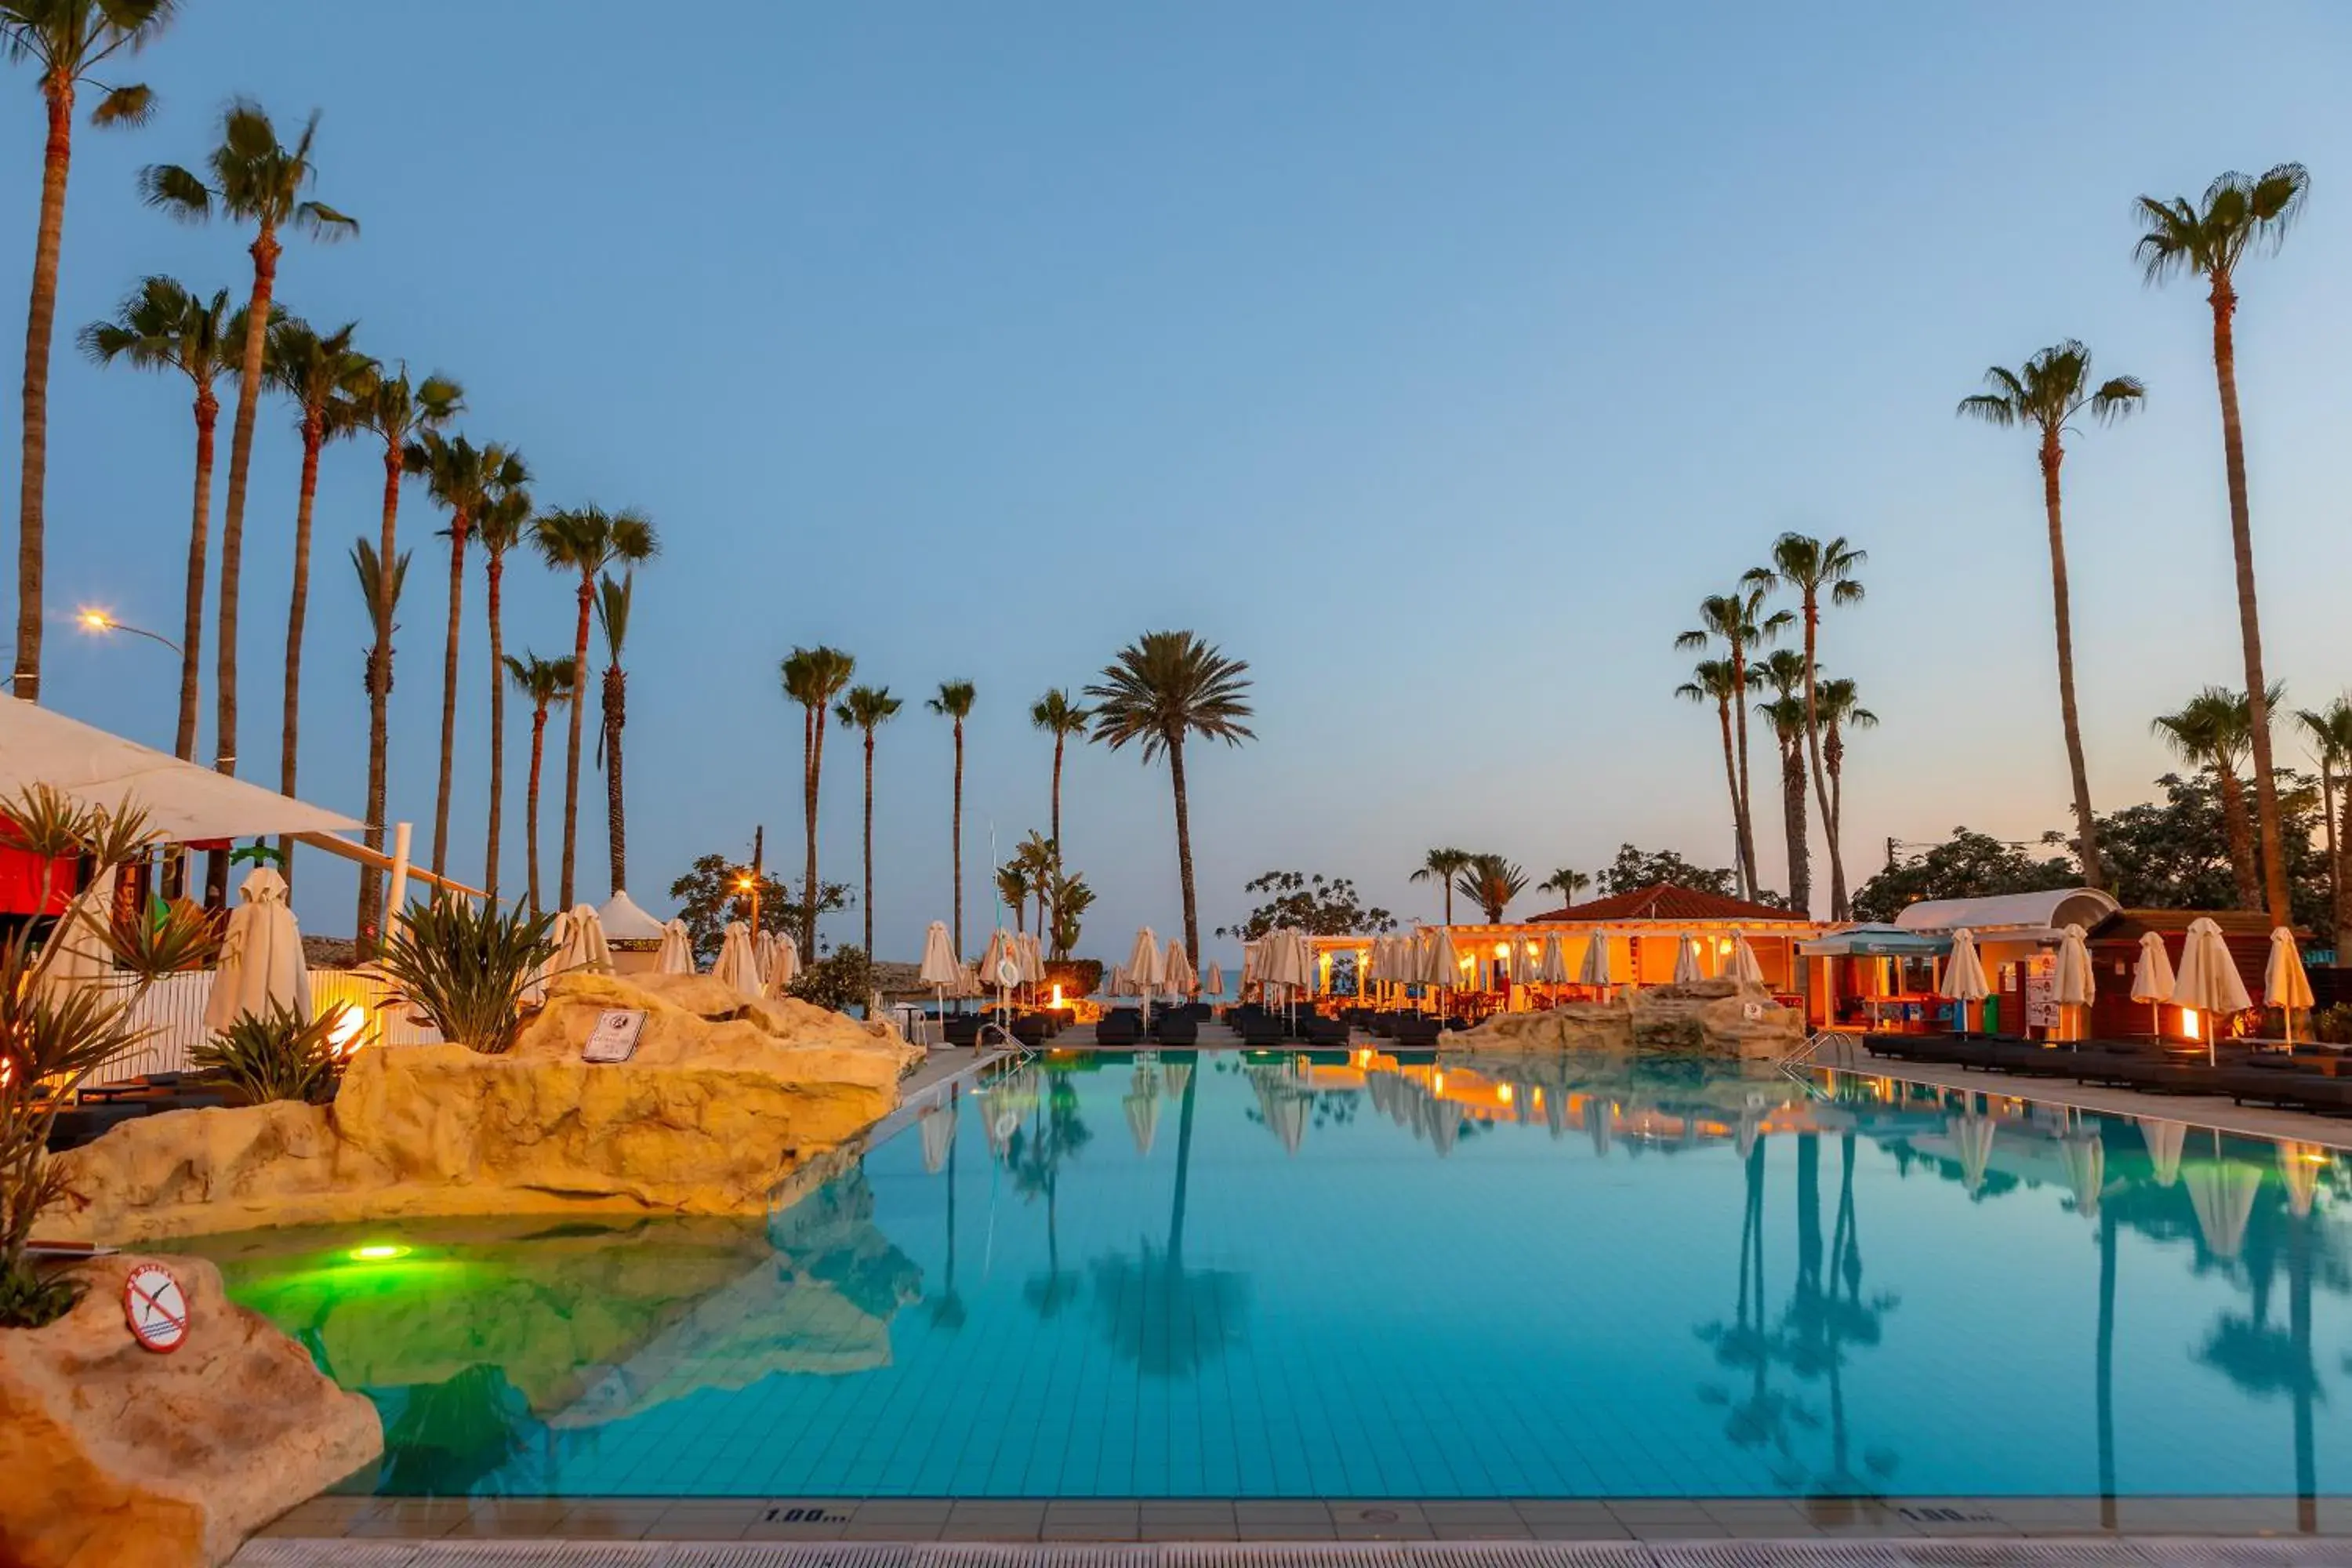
xmin=1029 ymin=687 xmax=1090 ymax=866
xmin=1675 ymin=583 xmax=1788 ymax=896
xmin=1755 ymin=648 xmax=1811 ymax=916
xmin=2152 ymin=686 xmax=2271 ymax=909
xmin=594 ymin=571 xmax=642 ymax=900
xmin=994 ymin=861 xmax=1033 ymax=936
xmin=833 ymin=684 xmax=901 ymax=959
xmin=1012 ymin=829 xmax=1058 ymax=948
xmin=261 ymin=314 xmax=368 ymax=877
xmin=927 ymin=679 xmax=976 ymax=956
xmin=532 ymin=505 xmax=657 ymax=909
xmin=350 ymin=536 xmax=408 ymax=938
xmin=1815 ymin=675 xmax=1877 ymax=878
xmin=347 ymin=363 xmax=462 ymax=948
xmin=779 ymin=646 xmax=855 ymax=953
xmin=412 ymin=433 xmax=526 ymax=880
xmin=503 ymin=652 xmax=575 ymax=916
xmin=1047 ymin=868 xmax=1092 ymax=959
xmin=74 ymin=276 xmax=234 ymax=764
xmin=1762 ymin=532 xmax=1866 ymax=917
xmin=1537 ymin=867 xmax=1590 ymax=906
xmin=1675 ymin=658 xmax=1745 ymax=883
xmin=1410 ymin=847 xmax=1472 ymax=925
xmin=2295 ymin=699 xmax=2352 ymax=949
xmin=471 ymin=465 xmax=531 ymax=903
xmin=1958 ymin=340 xmax=2144 ymax=890
xmin=4 ymin=0 xmax=175 ymax=705
xmin=140 ymin=99 xmax=356 ymax=791
xmin=1455 ymin=853 xmax=1528 ymax=924
xmin=1087 ymin=631 xmax=1253 ymax=962
xmin=2136 ymin=163 xmax=2309 ymax=928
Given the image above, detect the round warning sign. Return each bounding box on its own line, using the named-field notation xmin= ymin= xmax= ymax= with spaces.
xmin=122 ymin=1263 xmax=189 ymax=1353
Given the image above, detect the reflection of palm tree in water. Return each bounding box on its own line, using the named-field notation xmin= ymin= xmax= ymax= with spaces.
xmin=2195 ymin=1189 xmax=2322 ymax=1530
xmin=1090 ymin=1051 xmax=1247 ymax=1376
xmin=1698 ymin=1138 xmax=1801 ymax=1479
xmin=931 ymin=1083 xmax=967 ymax=1329
xmin=1014 ymin=1067 xmax=1091 ymax=1317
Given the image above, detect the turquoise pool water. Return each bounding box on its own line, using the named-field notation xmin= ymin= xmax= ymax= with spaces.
xmin=187 ymin=1049 xmax=2352 ymax=1501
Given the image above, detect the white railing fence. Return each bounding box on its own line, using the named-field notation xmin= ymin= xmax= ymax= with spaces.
xmin=87 ymin=966 xmax=443 ymax=1085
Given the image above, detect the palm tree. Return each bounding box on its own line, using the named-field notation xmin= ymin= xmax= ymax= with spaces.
xmin=532 ymin=505 xmax=657 ymax=909
xmin=927 ymin=679 xmax=976 ymax=956
xmin=75 ymin=276 xmax=234 ymax=765
xmin=1029 ymin=688 xmax=1090 ymax=867
xmin=2295 ymin=699 xmax=2352 ymax=949
xmin=1958 ymin=341 xmax=2144 ymax=890
xmin=350 ymin=536 xmax=408 ymax=941
xmin=504 ymin=652 xmax=575 ymax=916
xmin=780 ymin=646 xmax=855 ymax=953
xmin=2153 ymin=686 xmax=2271 ymax=909
xmin=593 ymin=571 xmax=643 ymax=900
xmin=1047 ymin=869 xmax=1092 ymax=959
xmin=471 ymin=466 xmax=531 ymax=904
xmin=261 ymin=314 xmax=368 ymax=877
xmin=1816 ymin=675 xmax=1878 ymax=877
xmin=4 ymin=0 xmax=175 ymax=705
xmin=1755 ymin=648 xmax=1811 ymax=915
xmin=2136 ymin=164 xmax=2309 ymax=927
xmin=1675 ymin=658 xmax=1745 ymax=883
xmin=833 ymin=684 xmax=902 ymax=959
xmin=1012 ymin=829 xmax=1058 ymax=947
xmin=1537 ymin=867 xmax=1590 ymax=906
xmin=347 ymin=364 xmax=462 ymax=949
xmin=994 ymin=861 xmax=1032 ymax=936
xmin=1410 ymin=848 xmax=1472 ymax=925
xmin=1085 ymin=630 xmax=1254 ymax=963
xmin=412 ymin=433 xmax=526 ymax=880
xmin=1762 ymin=532 xmax=1866 ymax=917
xmin=1455 ymin=853 xmax=1528 ymax=924
xmin=1675 ymin=583 xmax=1788 ymax=895
xmin=140 ymin=99 xmax=356 ymax=789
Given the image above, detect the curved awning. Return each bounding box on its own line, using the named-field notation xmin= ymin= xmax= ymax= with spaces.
xmin=1893 ymin=887 xmax=2119 ymax=935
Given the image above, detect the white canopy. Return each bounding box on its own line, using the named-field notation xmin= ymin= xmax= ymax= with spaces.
xmin=596 ymin=889 xmax=666 ymax=942
xmin=1894 ymin=887 xmax=2118 ymax=936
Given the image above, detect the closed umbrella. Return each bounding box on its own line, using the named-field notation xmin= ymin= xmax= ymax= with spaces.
xmin=2186 ymin=1156 xmax=2262 ymax=1261
xmin=1671 ymin=931 xmax=1704 ymax=986
xmin=1259 ymin=927 xmax=1309 ymax=1017
xmin=2265 ymin=927 xmax=2314 ymax=1051
xmin=1019 ymin=931 xmax=1046 ymax=986
xmin=37 ymin=865 xmax=114 ymax=1002
xmin=710 ymin=920 xmax=764 ymax=999
xmin=528 ymin=902 xmax=614 ymax=1005
xmin=1126 ymin=927 xmax=1164 ymax=1022
xmin=1163 ymin=939 xmax=1195 ymax=1003
xmin=2129 ymin=931 xmax=2175 ymax=1041
xmin=919 ymin=920 xmax=960 ymax=1020
xmin=203 ymin=866 xmax=308 ymax=1031
xmin=2052 ymin=923 xmax=2095 ymax=1043
xmin=919 ymin=1099 xmax=956 ymax=1175
xmin=1954 ymin=1111 xmax=1998 ymax=1196
xmin=1725 ymin=929 xmax=1767 ymax=989
xmin=1425 ymin=925 xmax=1461 ymax=998
xmin=1206 ymin=961 xmax=1225 ymax=1000
xmin=2137 ymin=1117 xmax=2186 ymax=1189
xmin=1577 ymin=929 xmax=1613 ymax=992
xmin=1125 ymin=1083 xmax=1163 ymax=1156
xmin=2059 ymin=1131 xmax=2105 ymax=1221
xmin=2173 ymin=916 xmax=2251 ymax=1062
xmin=655 ymin=918 xmax=694 ymax=975
xmin=753 ymin=927 xmax=777 ymax=983
xmin=2277 ymin=1140 xmax=2322 ymax=1218
xmin=1539 ymin=932 xmax=1569 ymax=987
xmin=1939 ymin=928 xmax=1990 ymax=1035
xmin=766 ymin=931 xmax=801 ymax=993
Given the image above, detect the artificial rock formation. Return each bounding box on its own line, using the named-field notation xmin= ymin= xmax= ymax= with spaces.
xmin=52 ymin=972 xmax=920 ymax=1246
xmin=0 ymin=1253 xmax=381 ymax=1568
xmin=1459 ymin=978 xmax=1803 ymax=1058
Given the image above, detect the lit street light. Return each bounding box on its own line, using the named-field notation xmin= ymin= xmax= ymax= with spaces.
xmin=78 ymin=608 xmax=183 ymax=659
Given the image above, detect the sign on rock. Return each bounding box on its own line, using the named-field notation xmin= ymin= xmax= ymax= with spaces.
xmin=583 ymin=1007 xmax=647 ymax=1064
xmin=122 ymin=1263 xmax=188 ymax=1353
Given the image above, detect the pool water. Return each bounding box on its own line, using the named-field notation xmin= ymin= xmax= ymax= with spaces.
xmin=186 ymin=1049 xmax=2352 ymax=1501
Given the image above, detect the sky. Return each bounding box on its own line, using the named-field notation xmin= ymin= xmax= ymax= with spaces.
xmin=6 ymin=2 xmax=2352 ymax=972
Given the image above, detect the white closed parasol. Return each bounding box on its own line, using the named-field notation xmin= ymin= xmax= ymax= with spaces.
xmin=655 ymin=918 xmax=695 ymax=975
xmin=2052 ymin=923 xmax=2094 ymax=1042
xmin=204 ymin=866 xmax=309 ymax=1032
xmin=1725 ymin=929 xmax=1767 ymax=989
xmin=36 ymin=865 xmax=114 ymax=1003
xmin=2264 ymin=927 xmax=2314 ymax=1051
xmin=1577 ymin=929 xmax=1613 ymax=991
xmin=1126 ymin=927 xmax=1165 ymax=1020
xmin=765 ymin=931 xmax=801 ymax=993
xmin=710 ymin=920 xmax=764 ymax=999
xmin=919 ymin=920 xmax=960 ymax=1018
xmin=1671 ymin=931 xmax=1704 ymax=986
xmin=2173 ymin=916 xmax=2251 ymax=1061
xmin=1939 ymin=928 xmax=1990 ymax=1035
xmin=2129 ymin=931 xmax=2174 ymax=1040
xmin=1163 ymin=938 xmax=1194 ymax=1002
xmin=1206 ymin=960 xmax=1225 ymax=999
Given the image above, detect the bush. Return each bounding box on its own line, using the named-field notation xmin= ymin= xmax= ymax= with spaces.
xmin=376 ymin=898 xmax=559 ymax=1054
xmin=191 ymin=1001 xmax=344 ymax=1104
xmin=2314 ymin=1003 xmax=2352 ymax=1046
xmin=788 ymin=945 xmax=874 ymax=1014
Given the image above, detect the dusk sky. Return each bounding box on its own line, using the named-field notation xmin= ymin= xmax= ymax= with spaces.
xmin=8 ymin=2 xmax=2352 ymax=970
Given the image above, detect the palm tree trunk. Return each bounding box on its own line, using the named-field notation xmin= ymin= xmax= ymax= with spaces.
xmin=1782 ymin=740 xmax=1811 ymax=917
xmin=357 ymin=448 xmax=401 ymax=954
xmin=1827 ymin=725 xmax=1847 ymax=874
xmin=277 ymin=416 xmax=325 ymax=880
xmin=1713 ymin=695 xmax=1741 ymax=888
xmin=2216 ymin=760 xmax=2260 ymax=909
xmin=13 ymin=76 xmax=74 ymax=706
xmin=483 ymin=551 xmax=506 ymax=903
xmin=524 ymin=706 xmax=546 ymax=915
xmin=557 ymin=574 xmax=592 ymax=910
xmin=2209 ymin=277 xmax=2292 ymax=927
xmin=2041 ymin=439 xmax=2106 ymax=888
xmin=430 ymin=510 xmax=467 ymax=880
xmin=1730 ymin=644 xmax=1759 ymax=897
xmin=175 ymin=396 xmax=216 ymax=763
xmin=604 ymin=663 xmax=626 ymax=895
xmin=214 ymin=232 xmax=278 ymax=780
xmin=862 ymin=728 xmax=876 ymax=956
xmin=1168 ymin=734 xmax=1200 ymax=962
xmin=2318 ymin=760 xmax=2338 ymax=953
xmin=2336 ymin=782 xmax=2352 ymax=960
xmin=1169 ymin=1057 xmax=1197 ymax=1261
xmin=1801 ymin=597 xmax=1845 ymax=917
xmin=802 ymin=702 xmax=824 ymax=954
xmin=2096 ymin=1207 xmax=2117 ymax=1524
xmin=1049 ymin=733 xmax=1064 ymax=856
xmin=952 ymin=720 xmax=966 ymax=957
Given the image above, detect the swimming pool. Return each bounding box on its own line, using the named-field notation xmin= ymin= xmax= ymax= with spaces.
xmin=187 ymin=1049 xmax=2352 ymax=1502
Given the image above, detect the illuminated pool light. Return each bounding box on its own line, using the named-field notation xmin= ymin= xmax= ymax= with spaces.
xmin=347 ymin=1243 xmax=410 ymax=1262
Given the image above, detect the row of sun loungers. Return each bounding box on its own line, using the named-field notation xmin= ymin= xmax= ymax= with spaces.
xmin=1863 ymin=1033 xmax=2352 ymax=1115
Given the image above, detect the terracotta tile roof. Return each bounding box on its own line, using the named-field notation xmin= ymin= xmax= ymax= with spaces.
xmin=1529 ymin=882 xmax=1809 ymax=925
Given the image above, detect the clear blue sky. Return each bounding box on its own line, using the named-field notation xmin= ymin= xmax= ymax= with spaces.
xmin=8 ymin=2 xmax=2352 ymax=967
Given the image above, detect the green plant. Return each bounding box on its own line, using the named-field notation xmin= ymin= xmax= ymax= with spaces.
xmin=2313 ymin=1003 xmax=2352 ymax=1047
xmin=191 ymin=1000 xmax=341 ymax=1104
xmin=788 ymin=944 xmax=873 ymax=1015
xmin=374 ymin=898 xmax=558 ymax=1055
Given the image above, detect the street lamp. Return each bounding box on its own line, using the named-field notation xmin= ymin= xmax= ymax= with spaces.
xmin=77 ymin=608 xmax=183 ymax=659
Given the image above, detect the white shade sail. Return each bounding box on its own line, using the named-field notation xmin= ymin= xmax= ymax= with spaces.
xmin=203 ymin=866 xmax=309 ymax=1032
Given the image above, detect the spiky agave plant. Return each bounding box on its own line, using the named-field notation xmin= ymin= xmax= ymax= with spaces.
xmin=191 ymin=1000 xmax=343 ymax=1104
xmin=373 ymin=898 xmax=558 ymax=1055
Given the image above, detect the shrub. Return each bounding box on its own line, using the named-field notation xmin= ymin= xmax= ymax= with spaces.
xmin=789 ymin=945 xmax=874 ymax=1014
xmin=375 ymin=898 xmax=559 ymax=1054
xmin=191 ymin=1001 xmax=344 ymax=1104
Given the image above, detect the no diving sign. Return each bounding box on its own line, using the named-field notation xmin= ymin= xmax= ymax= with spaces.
xmin=122 ymin=1263 xmax=188 ymax=1353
